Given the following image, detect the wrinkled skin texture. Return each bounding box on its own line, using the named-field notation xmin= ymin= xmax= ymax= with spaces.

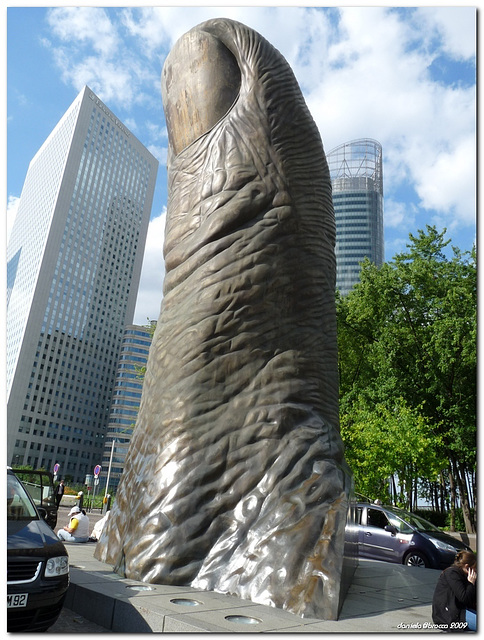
xmin=95 ymin=18 xmax=352 ymax=620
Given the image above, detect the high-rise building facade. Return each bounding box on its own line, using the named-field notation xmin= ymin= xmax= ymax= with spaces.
xmin=7 ymin=86 xmax=158 ymax=482
xmin=98 ymin=323 xmax=154 ymax=493
xmin=327 ymin=139 xmax=384 ymax=296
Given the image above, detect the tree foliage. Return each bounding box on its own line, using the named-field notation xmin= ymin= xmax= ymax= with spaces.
xmin=341 ymin=397 xmax=446 ymax=506
xmin=337 ymin=226 xmax=476 ymax=530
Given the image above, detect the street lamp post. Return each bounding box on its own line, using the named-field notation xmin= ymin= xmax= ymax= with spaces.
xmin=104 ymin=439 xmax=116 ymax=504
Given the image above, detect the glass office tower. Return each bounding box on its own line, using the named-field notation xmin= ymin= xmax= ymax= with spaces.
xmin=7 ymin=86 xmax=158 ymax=482
xmin=99 ymin=323 xmax=154 ymax=494
xmin=327 ymin=139 xmax=384 ymax=296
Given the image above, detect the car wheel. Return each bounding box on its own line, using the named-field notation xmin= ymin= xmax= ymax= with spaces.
xmin=404 ymin=551 xmax=428 ymax=568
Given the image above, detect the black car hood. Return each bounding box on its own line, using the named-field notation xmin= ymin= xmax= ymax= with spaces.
xmin=422 ymin=529 xmax=469 ymax=550
xmin=7 ymin=518 xmax=67 ymax=558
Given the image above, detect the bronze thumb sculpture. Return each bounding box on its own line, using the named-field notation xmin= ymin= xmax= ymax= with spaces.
xmin=95 ymin=18 xmax=353 ymax=620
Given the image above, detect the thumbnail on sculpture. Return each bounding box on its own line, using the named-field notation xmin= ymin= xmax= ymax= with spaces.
xmin=95 ymin=18 xmax=353 ymax=620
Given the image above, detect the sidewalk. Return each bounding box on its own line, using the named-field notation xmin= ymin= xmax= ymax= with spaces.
xmin=63 ymin=542 xmax=443 ymax=633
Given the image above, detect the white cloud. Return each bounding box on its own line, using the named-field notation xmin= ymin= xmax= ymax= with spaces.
xmin=384 ymin=235 xmax=411 ymax=262
xmin=146 ymin=121 xmax=167 ymax=141
xmin=46 ymin=7 xmax=120 ymax=57
xmin=300 ymin=7 xmax=476 ymax=233
xmin=44 ymin=7 xmax=157 ymax=110
xmin=133 ymin=210 xmax=166 ymax=325
xmin=148 ymin=145 xmax=167 ymax=167
xmin=415 ymin=7 xmax=476 ymax=60
xmin=55 ymin=53 xmax=136 ymax=106
xmin=414 ymin=135 xmax=476 ymax=224
xmin=123 ymin=118 xmax=138 ymax=133
xmin=120 ymin=7 xmax=173 ymax=55
xmin=40 ymin=6 xmax=475 ymax=258
xmin=120 ymin=6 xmax=276 ymax=54
xmin=384 ymin=199 xmax=412 ymax=230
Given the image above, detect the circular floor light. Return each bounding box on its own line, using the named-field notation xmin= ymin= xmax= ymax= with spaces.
xmin=170 ymin=598 xmax=202 ymax=607
xmin=225 ymin=615 xmax=261 ymax=625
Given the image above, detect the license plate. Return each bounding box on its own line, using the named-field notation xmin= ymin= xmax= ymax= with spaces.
xmin=7 ymin=593 xmax=28 ymax=608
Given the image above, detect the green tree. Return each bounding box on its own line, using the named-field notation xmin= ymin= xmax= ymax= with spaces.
xmin=338 ymin=226 xmax=476 ymax=531
xmin=341 ymin=397 xmax=445 ymax=508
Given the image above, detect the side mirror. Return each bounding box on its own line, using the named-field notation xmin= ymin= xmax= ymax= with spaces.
xmin=37 ymin=507 xmax=48 ymax=520
xmin=384 ymin=524 xmax=398 ymax=535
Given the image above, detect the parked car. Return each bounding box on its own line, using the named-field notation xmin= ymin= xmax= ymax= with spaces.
xmin=7 ymin=468 xmax=69 ymax=632
xmin=11 ymin=467 xmax=58 ymax=529
xmin=356 ymin=502 xmax=472 ymax=569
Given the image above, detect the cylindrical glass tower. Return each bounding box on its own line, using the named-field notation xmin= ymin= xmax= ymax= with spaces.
xmin=327 ymin=139 xmax=384 ymax=296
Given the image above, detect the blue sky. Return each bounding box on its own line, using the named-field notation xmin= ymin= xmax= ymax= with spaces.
xmin=5 ymin=5 xmax=476 ymax=325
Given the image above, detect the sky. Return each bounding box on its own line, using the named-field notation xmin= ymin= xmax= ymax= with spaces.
xmin=5 ymin=4 xmax=477 ymax=326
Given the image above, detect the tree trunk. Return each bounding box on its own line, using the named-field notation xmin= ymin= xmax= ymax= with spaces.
xmin=392 ymin=476 xmax=398 ymax=506
xmin=471 ymin=470 xmax=477 ymax=529
xmin=465 ymin=470 xmax=474 ymax=509
xmin=405 ymin=469 xmax=412 ymax=511
xmin=431 ymin=481 xmax=437 ymax=511
xmin=453 ymin=459 xmax=475 ymax=533
xmin=439 ymin=472 xmax=447 ymax=513
xmin=448 ymin=467 xmax=456 ymax=531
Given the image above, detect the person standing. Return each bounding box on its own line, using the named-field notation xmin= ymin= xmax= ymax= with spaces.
xmin=57 ymin=506 xmax=90 ymax=543
xmin=432 ymin=550 xmax=477 ymax=632
xmin=54 ymin=479 xmax=65 ymax=508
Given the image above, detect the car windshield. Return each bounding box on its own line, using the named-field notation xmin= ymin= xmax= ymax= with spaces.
xmin=388 ymin=508 xmax=441 ymax=533
xmin=7 ymin=473 xmax=39 ymax=521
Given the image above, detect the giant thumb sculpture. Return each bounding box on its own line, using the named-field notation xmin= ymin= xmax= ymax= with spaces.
xmin=95 ymin=18 xmax=354 ymax=620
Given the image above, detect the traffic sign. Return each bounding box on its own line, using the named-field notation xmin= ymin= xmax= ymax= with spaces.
xmin=53 ymin=463 xmax=60 ymax=474
xmin=94 ymin=464 xmax=102 ymax=478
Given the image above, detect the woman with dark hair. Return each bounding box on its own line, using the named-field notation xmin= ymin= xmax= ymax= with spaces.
xmin=432 ymin=550 xmax=477 ymax=632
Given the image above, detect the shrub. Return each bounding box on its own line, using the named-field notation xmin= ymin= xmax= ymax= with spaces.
xmin=445 ymin=508 xmax=475 ymax=532
xmin=413 ymin=508 xmax=475 ymax=531
xmin=413 ymin=509 xmax=447 ymax=528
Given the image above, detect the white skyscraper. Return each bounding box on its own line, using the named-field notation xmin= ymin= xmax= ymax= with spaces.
xmin=7 ymin=86 xmax=158 ymax=481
